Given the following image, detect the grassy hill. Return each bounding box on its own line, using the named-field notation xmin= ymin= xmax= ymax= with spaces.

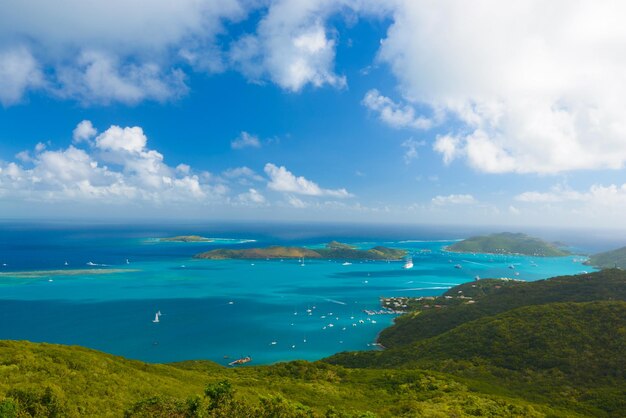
xmin=326 ymin=270 xmax=626 ymax=417
xmin=586 ymin=245 xmax=626 ymax=269
xmin=447 ymin=232 xmax=569 ymax=256
xmin=0 ymin=341 xmax=560 ymax=417
xmin=376 ymin=269 xmax=626 ymax=348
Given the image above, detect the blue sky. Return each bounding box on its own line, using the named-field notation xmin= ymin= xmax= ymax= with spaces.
xmin=2 ymin=1 xmax=626 ymax=228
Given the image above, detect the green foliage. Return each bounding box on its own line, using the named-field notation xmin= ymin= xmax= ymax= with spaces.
xmin=378 ymin=269 xmax=626 ymax=347
xmin=447 ymin=232 xmax=569 ymax=256
xmin=586 ymin=246 xmax=626 ymax=269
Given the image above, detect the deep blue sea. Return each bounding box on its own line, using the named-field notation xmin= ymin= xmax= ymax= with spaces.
xmin=0 ymin=222 xmax=611 ymax=365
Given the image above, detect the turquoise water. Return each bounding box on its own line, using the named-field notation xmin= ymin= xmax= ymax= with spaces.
xmin=0 ymin=225 xmax=595 ymax=365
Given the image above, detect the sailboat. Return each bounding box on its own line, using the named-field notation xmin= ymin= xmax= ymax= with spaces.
xmin=403 ymin=257 xmax=413 ymax=269
xmin=152 ymin=312 xmax=160 ymax=323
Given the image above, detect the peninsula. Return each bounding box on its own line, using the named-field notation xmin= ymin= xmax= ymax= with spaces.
xmin=194 ymin=241 xmax=406 ymax=260
xmin=446 ymin=232 xmax=569 ymax=256
xmin=585 ymin=245 xmax=626 ymax=269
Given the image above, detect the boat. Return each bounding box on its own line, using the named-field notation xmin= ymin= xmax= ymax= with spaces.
xmin=508 ymin=264 xmax=515 ymax=269
xmin=342 ymin=262 xmax=352 ymax=266
xmin=126 ymin=259 xmax=130 ymax=264
xmin=228 ymin=356 xmax=251 ymax=366
xmin=64 ymin=261 xmax=69 ymax=266
xmin=152 ymin=313 xmax=160 ymax=323
xmin=454 ymin=264 xmax=462 ymax=269
xmin=403 ymin=257 xmax=414 ymax=269
xmin=86 ymin=261 xmax=97 ymax=266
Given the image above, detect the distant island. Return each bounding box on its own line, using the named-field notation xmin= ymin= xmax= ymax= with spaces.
xmin=585 ymin=245 xmax=626 ymax=269
xmin=446 ymin=232 xmax=569 ymax=257
xmin=159 ymin=235 xmax=213 ymax=243
xmin=194 ymin=241 xmax=406 ymax=260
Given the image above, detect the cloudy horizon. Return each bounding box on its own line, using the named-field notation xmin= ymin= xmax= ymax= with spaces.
xmin=2 ymin=1 xmax=626 ymax=228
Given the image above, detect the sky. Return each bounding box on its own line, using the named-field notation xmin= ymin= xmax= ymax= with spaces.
xmin=2 ymin=0 xmax=626 ymax=228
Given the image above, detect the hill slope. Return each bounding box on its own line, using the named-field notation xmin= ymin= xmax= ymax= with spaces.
xmin=586 ymin=246 xmax=626 ymax=269
xmin=0 ymin=341 xmax=558 ymax=417
xmin=447 ymin=232 xmax=569 ymax=256
xmin=377 ymin=269 xmax=626 ymax=348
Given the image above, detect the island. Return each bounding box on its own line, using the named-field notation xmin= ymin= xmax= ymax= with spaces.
xmin=159 ymin=235 xmax=213 ymax=243
xmin=585 ymin=245 xmax=626 ymax=269
xmin=446 ymin=232 xmax=569 ymax=256
xmin=194 ymin=241 xmax=407 ymax=260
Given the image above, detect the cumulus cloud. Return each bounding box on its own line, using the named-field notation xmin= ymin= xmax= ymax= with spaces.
xmin=231 ymin=131 xmax=261 ymax=149
xmin=237 ymin=188 xmax=267 ymax=205
xmin=229 ymin=0 xmax=347 ymax=91
xmin=264 ymin=163 xmax=352 ymax=197
xmin=431 ymin=194 xmax=476 ymax=205
xmin=72 ymin=120 xmax=98 ymax=143
xmin=55 ymin=51 xmax=188 ymax=105
xmin=0 ymin=121 xmax=227 ymax=204
xmin=362 ymin=89 xmax=431 ymax=129
xmin=0 ymin=0 xmax=244 ymax=104
xmin=377 ymin=0 xmax=626 ymax=174
xmin=222 ymin=166 xmax=264 ymax=183
xmin=0 ymin=46 xmax=43 ymax=106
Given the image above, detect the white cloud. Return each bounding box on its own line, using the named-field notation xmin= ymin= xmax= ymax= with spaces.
xmin=264 ymin=163 xmax=352 ymax=198
xmin=229 ymin=0 xmax=347 ymax=91
xmin=286 ymin=195 xmax=307 ymax=208
xmin=0 ymin=123 xmax=227 ymax=204
xmin=73 ymin=120 xmax=98 ymax=143
xmin=362 ymin=89 xmax=431 ymax=129
xmin=0 ymin=0 xmax=244 ymax=104
xmin=0 ymin=46 xmax=43 ymax=106
xmin=231 ymin=131 xmax=261 ymax=149
xmin=401 ymin=138 xmax=425 ymax=164
xmin=222 ymin=166 xmax=264 ymax=183
xmin=431 ymin=194 xmax=476 ymax=206
xmin=237 ymin=188 xmax=266 ymax=205
xmin=377 ymin=0 xmax=626 ymax=174
xmin=55 ymin=51 xmax=188 ymax=105
xmin=514 ymin=184 xmax=626 ymax=204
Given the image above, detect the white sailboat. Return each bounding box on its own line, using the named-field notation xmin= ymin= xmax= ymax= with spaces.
xmin=403 ymin=257 xmax=413 ymax=269
xmin=152 ymin=312 xmax=160 ymax=323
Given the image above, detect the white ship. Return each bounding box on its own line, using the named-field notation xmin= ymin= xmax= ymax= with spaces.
xmin=403 ymin=257 xmax=414 ymax=269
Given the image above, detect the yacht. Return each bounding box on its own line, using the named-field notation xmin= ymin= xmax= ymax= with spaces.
xmin=403 ymin=257 xmax=414 ymax=269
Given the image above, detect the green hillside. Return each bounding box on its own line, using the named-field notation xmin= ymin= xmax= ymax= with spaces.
xmin=0 ymin=341 xmax=559 ymax=417
xmin=377 ymin=269 xmax=626 ymax=347
xmin=4 ymin=270 xmax=626 ymax=417
xmin=447 ymin=232 xmax=569 ymax=256
xmin=586 ymin=245 xmax=626 ymax=269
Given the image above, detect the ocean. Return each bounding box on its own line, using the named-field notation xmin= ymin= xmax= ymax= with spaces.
xmin=0 ymin=222 xmax=602 ymax=365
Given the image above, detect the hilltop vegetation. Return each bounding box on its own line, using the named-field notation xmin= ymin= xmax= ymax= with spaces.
xmin=376 ymin=269 xmax=626 ymax=347
xmin=194 ymin=242 xmax=406 ymax=260
xmin=0 ymin=341 xmax=557 ymax=417
xmin=585 ymin=245 xmax=626 ymax=269
xmin=447 ymin=232 xmax=569 ymax=256
xmin=327 ymin=270 xmax=626 ymax=417
xmin=3 ymin=270 xmax=626 ymax=417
